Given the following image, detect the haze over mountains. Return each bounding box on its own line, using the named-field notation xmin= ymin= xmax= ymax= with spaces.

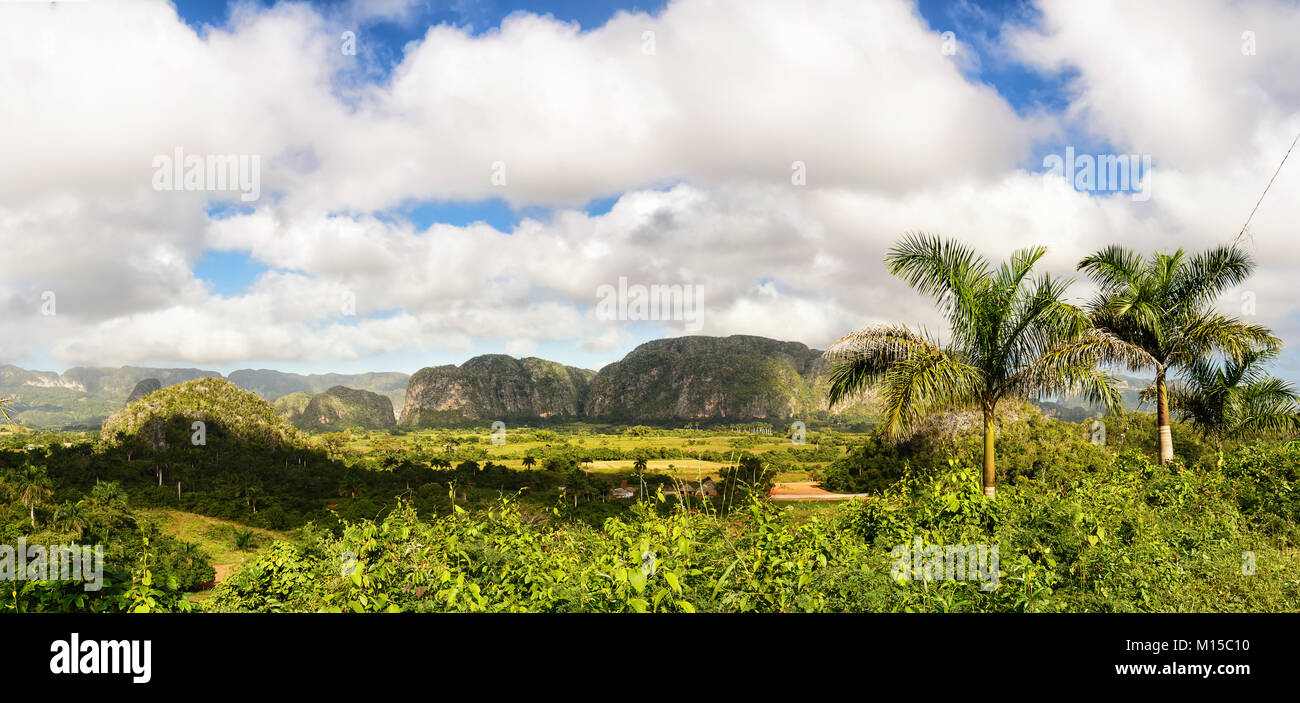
xmin=0 ymin=364 xmax=407 ymax=429
xmin=2 ymin=335 xmax=1149 ymax=430
xmin=274 ymin=387 xmax=398 ymax=432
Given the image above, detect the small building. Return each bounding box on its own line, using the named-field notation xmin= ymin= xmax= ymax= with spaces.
xmin=700 ymin=477 xmax=718 ymax=497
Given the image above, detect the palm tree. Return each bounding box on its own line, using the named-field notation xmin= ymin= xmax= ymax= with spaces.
xmin=89 ymin=480 xmax=128 ymax=509
xmin=6 ymin=461 xmax=54 ymax=528
xmin=826 ymin=232 xmax=1132 ymax=498
xmin=232 ymin=528 xmax=257 ymax=551
xmin=53 ymin=500 xmax=92 ymax=538
xmin=1166 ymin=345 xmax=1300 ymax=454
xmin=521 ymin=455 xmax=537 ymax=470
xmin=632 ymin=456 xmax=649 ymax=497
xmin=1077 ymin=244 xmax=1278 ymax=463
xmin=176 ymin=541 xmax=203 ymax=568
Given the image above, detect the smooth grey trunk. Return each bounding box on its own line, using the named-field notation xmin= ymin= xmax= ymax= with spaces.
xmin=982 ymin=404 xmax=997 ymax=499
xmin=1156 ymin=370 xmax=1174 ymax=464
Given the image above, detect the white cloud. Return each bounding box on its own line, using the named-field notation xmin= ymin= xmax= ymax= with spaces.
xmin=1 ymin=0 xmax=1299 ymax=379
xmin=505 ymin=339 xmax=538 ymax=357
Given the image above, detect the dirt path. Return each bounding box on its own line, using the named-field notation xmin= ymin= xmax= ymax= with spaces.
xmin=770 ymin=481 xmax=833 ymax=496
xmin=769 ymin=481 xmax=870 ymax=502
xmin=188 ymin=563 xmax=238 ymax=603
xmin=213 ymin=563 xmax=235 ymax=584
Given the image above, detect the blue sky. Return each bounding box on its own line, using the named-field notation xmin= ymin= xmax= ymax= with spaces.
xmin=175 ymin=0 xmax=671 ymax=37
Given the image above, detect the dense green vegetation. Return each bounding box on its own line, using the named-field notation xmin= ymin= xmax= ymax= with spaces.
xmin=826 ymin=233 xmax=1135 ymax=498
xmin=0 ymin=473 xmax=210 ymax=613
xmin=5 ymin=394 xmax=1298 ymax=613
xmin=816 ymin=400 xmax=1222 ymax=494
xmin=204 ymin=446 xmax=1300 ymax=613
xmin=5 ymin=236 xmax=1299 ymax=614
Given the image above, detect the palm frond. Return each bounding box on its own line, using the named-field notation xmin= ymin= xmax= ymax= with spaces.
xmin=1174 ymin=314 xmax=1279 ymax=364
xmin=1171 ymin=243 xmax=1255 ymax=311
xmin=1005 ymin=329 xmax=1146 ymax=413
xmin=885 ymin=231 xmax=990 ymax=335
xmin=1077 ymin=245 xmax=1144 ymax=293
xmin=824 ymin=324 xmax=982 ymax=439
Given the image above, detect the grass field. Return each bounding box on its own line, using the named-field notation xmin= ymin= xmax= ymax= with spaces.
xmin=148 ymin=509 xmax=293 ymax=599
xmin=344 ymin=428 xmax=836 ymax=455
xmin=333 ymin=425 xmax=867 ymax=489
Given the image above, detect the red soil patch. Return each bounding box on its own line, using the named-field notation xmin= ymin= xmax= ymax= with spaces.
xmin=769 ymin=481 xmax=869 ymax=502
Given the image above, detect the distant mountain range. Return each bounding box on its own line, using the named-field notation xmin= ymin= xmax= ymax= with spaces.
xmin=398 ymin=335 xmax=874 ymax=427
xmin=1034 ymin=374 xmax=1153 ymax=421
xmin=1 ymin=335 xmax=1155 ymax=430
xmin=227 ymin=370 xmax=408 ymax=410
xmin=274 ymin=387 xmax=397 ymax=432
xmin=0 ymin=365 xmax=409 ymax=429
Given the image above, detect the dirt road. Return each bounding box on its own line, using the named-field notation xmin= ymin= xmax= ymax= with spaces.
xmin=769 ymin=481 xmax=870 ymax=502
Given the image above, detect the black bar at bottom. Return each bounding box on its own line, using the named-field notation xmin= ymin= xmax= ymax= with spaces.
xmin=0 ymin=613 xmax=1289 ymax=691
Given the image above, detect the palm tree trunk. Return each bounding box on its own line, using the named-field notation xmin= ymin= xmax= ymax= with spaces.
xmin=29 ymin=504 xmax=35 ymax=528
xmin=982 ymin=405 xmax=996 ymax=498
xmin=1156 ymin=370 xmax=1174 ymax=464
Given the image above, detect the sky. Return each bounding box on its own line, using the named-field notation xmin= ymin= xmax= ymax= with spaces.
xmin=1 ymin=0 xmax=1299 ymax=379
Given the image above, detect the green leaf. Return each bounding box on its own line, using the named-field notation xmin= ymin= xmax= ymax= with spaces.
xmin=664 ymin=571 xmax=681 ymax=594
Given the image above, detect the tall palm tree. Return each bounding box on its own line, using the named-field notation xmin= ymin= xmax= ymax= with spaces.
xmin=6 ymin=461 xmax=53 ymax=528
xmin=1077 ymin=244 xmax=1277 ymax=463
xmin=1167 ymin=345 xmax=1300 ymax=453
xmin=53 ymin=500 xmax=92 ymax=538
xmin=632 ymin=456 xmax=649 ymax=497
xmin=826 ymin=232 xmax=1133 ymax=498
xmin=89 ymin=480 xmax=128 ymax=509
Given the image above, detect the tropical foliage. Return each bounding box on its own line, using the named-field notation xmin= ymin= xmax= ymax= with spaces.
xmin=1167 ymin=345 xmax=1300 ymax=450
xmin=825 ymin=232 xmax=1132 ymax=497
xmin=205 ymin=448 xmax=1300 ymax=613
xmin=101 ymin=377 xmax=305 ymax=451
xmin=1077 ymin=243 xmax=1277 ymax=463
xmin=4 ymin=236 xmax=1299 ymax=614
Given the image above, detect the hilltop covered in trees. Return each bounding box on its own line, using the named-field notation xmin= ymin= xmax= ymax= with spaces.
xmin=101 ymin=378 xmax=305 ymax=451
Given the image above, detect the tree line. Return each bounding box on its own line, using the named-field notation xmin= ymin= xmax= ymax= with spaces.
xmin=827 ymin=232 xmax=1298 ymax=497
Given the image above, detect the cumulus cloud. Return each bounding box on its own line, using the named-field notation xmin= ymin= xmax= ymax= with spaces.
xmin=1007 ymin=0 xmax=1300 ymax=372
xmin=1 ymin=0 xmax=1298 ymax=378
